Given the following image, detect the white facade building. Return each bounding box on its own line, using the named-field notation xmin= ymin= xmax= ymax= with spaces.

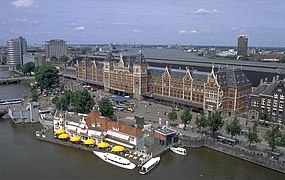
xmin=46 ymin=39 xmax=67 ymax=59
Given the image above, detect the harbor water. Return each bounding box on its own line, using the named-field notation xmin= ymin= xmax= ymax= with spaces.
xmin=0 ymin=72 xmax=284 ymax=179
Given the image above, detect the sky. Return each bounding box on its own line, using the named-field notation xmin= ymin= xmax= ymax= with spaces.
xmin=1 ymin=0 xmax=285 ymax=47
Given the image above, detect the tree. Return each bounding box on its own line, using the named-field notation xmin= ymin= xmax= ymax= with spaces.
xmin=52 ymin=91 xmax=72 ymax=111
xmin=21 ymin=62 xmax=35 ymax=75
xmin=246 ymin=122 xmax=261 ymax=147
xmin=264 ymin=125 xmax=283 ymax=152
xmin=50 ymin=56 xmax=57 ymax=61
xmin=59 ymin=55 xmax=69 ymax=62
xmin=208 ymin=111 xmax=224 ymax=138
xmin=226 ymin=117 xmax=242 ymax=138
xmin=168 ymin=107 xmax=178 ymax=123
xmin=98 ymin=97 xmax=114 ymax=118
xmin=52 ymin=90 xmax=94 ymax=114
xmin=35 ymin=63 xmax=59 ymax=90
xmin=181 ymin=109 xmax=192 ymax=130
xmin=259 ymin=110 xmax=271 ymax=124
xmin=71 ymin=89 xmax=95 ymax=114
xmin=31 ymin=88 xmax=38 ymax=102
xmin=195 ymin=114 xmax=208 ymax=130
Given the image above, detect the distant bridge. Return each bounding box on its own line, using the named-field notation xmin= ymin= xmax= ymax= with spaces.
xmin=0 ymin=76 xmax=35 ymax=84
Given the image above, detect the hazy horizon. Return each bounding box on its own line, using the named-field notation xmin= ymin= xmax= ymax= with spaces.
xmin=1 ymin=0 xmax=285 ymax=47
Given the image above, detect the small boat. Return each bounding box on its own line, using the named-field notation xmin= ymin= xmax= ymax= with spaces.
xmin=170 ymin=147 xmax=187 ymax=156
xmin=93 ymin=151 xmax=136 ymax=170
xmin=139 ymin=157 xmax=160 ymax=175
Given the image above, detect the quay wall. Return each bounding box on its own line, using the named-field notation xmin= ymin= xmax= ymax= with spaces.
xmin=180 ymin=136 xmax=285 ymax=174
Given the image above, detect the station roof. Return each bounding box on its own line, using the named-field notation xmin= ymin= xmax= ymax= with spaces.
xmin=109 ymin=95 xmax=129 ymax=102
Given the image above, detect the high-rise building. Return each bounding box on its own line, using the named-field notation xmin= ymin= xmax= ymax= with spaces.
xmin=6 ymin=36 xmax=27 ymax=66
xmin=45 ymin=39 xmax=67 ymax=59
xmin=237 ymin=35 xmax=248 ymax=56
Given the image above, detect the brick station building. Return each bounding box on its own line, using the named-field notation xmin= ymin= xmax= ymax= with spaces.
xmin=65 ymin=51 xmax=252 ymax=117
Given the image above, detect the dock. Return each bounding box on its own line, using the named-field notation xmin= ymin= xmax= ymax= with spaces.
xmin=35 ymin=129 xmax=159 ymax=166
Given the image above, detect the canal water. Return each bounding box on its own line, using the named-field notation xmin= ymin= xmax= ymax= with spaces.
xmin=0 ymin=72 xmax=284 ymax=179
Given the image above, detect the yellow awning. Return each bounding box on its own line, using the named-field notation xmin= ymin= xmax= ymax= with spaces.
xmin=55 ymin=129 xmax=65 ymax=135
xmin=111 ymin=145 xmax=125 ymax=152
xmin=84 ymin=139 xmax=95 ymax=145
xmin=97 ymin=142 xmax=109 ymax=148
xmin=70 ymin=136 xmax=81 ymax=142
xmin=58 ymin=133 xmax=69 ymax=139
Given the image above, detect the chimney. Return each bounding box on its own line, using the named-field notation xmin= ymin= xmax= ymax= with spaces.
xmin=260 ymin=78 xmax=263 ymax=84
xmin=272 ymin=76 xmax=275 ymax=82
xmin=265 ymin=77 xmax=268 ymax=82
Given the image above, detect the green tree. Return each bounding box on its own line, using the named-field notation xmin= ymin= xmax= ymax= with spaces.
xmin=195 ymin=114 xmax=208 ymax=130
xmin=259 ymin=110 xmax=271 ymax=124
xmin=98 ymin=97 xmax=114 ymax=118
xmin=181 ymin=109 xmax=192 ymax=130
xmin=208 ymin=111 xmax=224 ymax=138
xmin=246 ymin=122 xmax=261 ymax=147
xmin=35 ymin=63 xmax=59 ymax=90
xmin=31 ymin=88 xmax=38 ymax=102
xmin=21 ymin=62 xmax=35 ymax=75
xmin=168 ymin=107 xmax=178 ymax=123
xmin=50 ymin=56 xmax=58 ymax=61
xmin=16 ymin=64 xmax=21 ymax=70
xmin=52 ymin=91 xmax=73 ymax=111
xmin=226 ymin=117 xmax=242 ymax=138
xmin=71 ymin=89 xmax=95 ymax=114
xmin=264 ymin=125 xmax=283 ymax=152
xmin=59 ymin=55 xmax=69 ymax=62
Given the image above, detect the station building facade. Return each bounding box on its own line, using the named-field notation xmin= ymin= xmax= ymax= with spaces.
xmin=66 ymin=51 xmax=252 ymax=117
xmin=248 ymin=76 xmax=285 ymax=125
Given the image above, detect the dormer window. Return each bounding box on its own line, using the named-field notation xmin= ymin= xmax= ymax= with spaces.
xmin=96 ymin=122 xmax=101 ymax=127
xmin=113 ymin=127 xmax=119 ymax=131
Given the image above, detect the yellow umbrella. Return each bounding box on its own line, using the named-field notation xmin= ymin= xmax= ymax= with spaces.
xmin=97 ymin=142 xmax=109 ymax=148
xmin=111 ymin=145 xmax=124 ymax=152
xmin=58 ymin=133 xmax=69 ymax=140
xmin=84 ymin=139 xmax=95 ymax=145
xmin=70 ymin=136 xmax=81 ymax=143
xmin=55 ymin=129 xmax=65 ymax=135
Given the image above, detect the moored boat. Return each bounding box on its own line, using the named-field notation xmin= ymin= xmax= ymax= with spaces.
xmin=93 ymin=151 xmax=136 ymax=170
xmin=139 ymin=157 xmax=160 ymax=175
xmin=170 ymin=147 xmax=187 ymax=156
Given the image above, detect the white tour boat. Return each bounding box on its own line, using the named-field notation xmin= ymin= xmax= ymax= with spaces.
xmin=139 ymin=157 xmax=160 ymax=175
xmin=170 ymin=147 xmax=187 ymax=156
xmin=93 ymin=151 xmax=136 ymax=170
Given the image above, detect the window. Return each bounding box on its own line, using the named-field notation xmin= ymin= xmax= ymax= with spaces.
xmin=267 ymin=99 xmax=271 ymax=106
xmin=280 ymin=94 xmax=284 ymax=100
xmin=274 ymin=93 xmax=278 ymax=99
xmin=261 ymin=98 xmax=265 ymax=105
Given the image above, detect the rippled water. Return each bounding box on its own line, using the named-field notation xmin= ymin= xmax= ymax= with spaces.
xmin=0 ymin=72 xmax=284 ymax=179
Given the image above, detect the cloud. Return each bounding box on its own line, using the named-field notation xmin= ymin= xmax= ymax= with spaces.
xmin=11 ymin=0 xmax=36 ymax=8
xmin=75 ymin=26 xmax=85 ymax=31
xmin=14 ymin=18 xmax=28 ymax=22
xmin=194 ymin=8 xmax=218 ymax=15
xmin=230 ymin=26 xmax=237 ymax=32
xmin=179 ymin=30 xmax=197 ymax=35
xmin=132 ymin=29 xmax=143 ymax=33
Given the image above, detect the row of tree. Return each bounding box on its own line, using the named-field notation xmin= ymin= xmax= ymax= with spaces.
xmin=52 ymin=89 xmax=95 ymax=114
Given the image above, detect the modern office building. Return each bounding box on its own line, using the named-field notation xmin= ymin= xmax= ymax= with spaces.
xmin=45 ymin=39 xmax=67 ymax=59
xmin=6 ymin=36 xmax=27 ymax=66
xmin=237 ymin=35 xmax=248 ymax=56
